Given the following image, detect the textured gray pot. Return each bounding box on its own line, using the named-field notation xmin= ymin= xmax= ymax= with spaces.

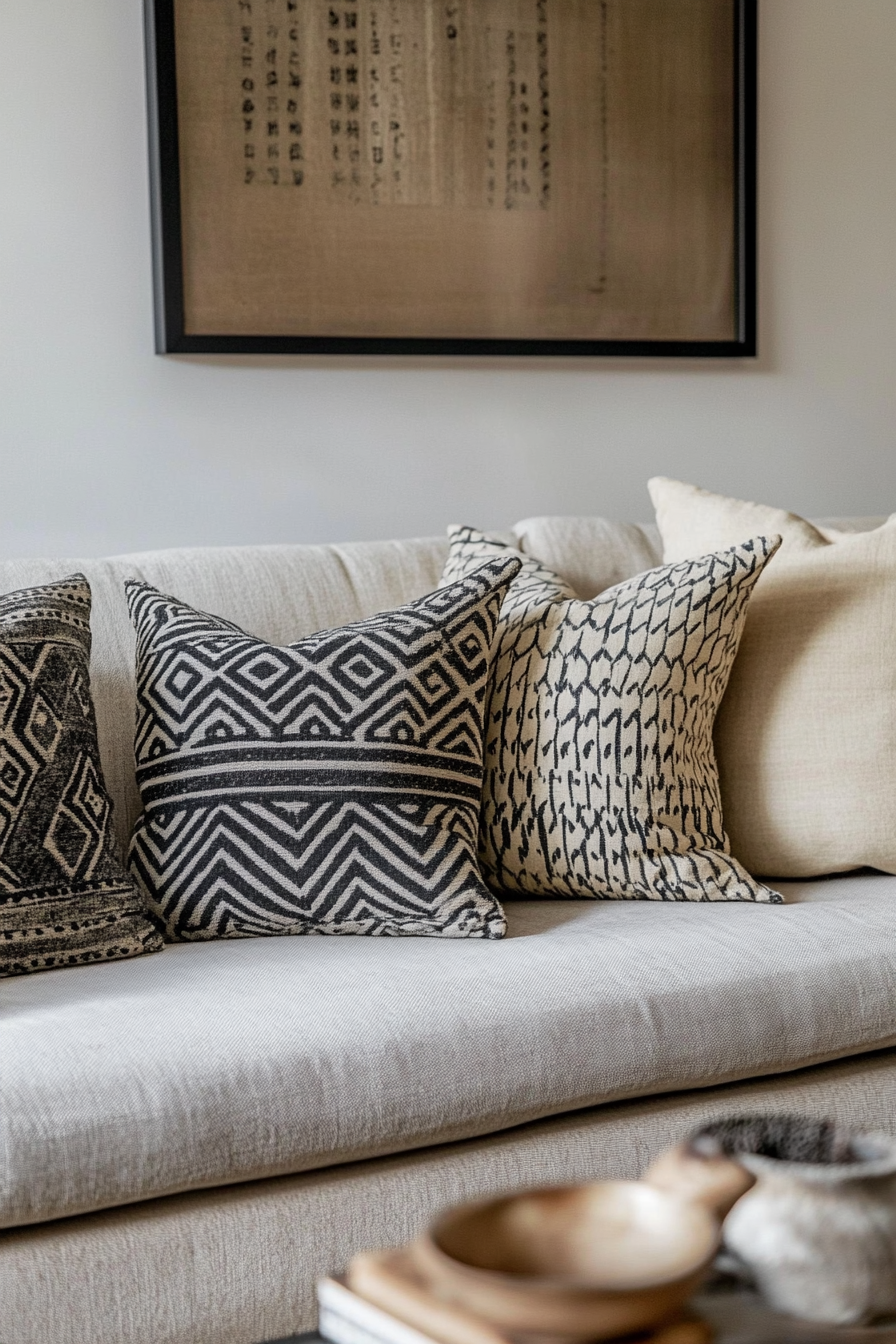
xmin=689 ymin=1114 xmax=896 ymax=1326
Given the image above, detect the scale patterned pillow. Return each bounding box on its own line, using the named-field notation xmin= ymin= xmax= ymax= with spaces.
xmin=126 ymin=554 xmax=521 ymax=941
xmin=0 ymin=576 xmax=163 ymax=977
xmin=441 ymin=527 xmax=782 ymax=904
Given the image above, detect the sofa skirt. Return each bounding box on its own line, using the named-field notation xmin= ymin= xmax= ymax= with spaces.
xmin=4 ymin=1048 xmax=896 ymax=1344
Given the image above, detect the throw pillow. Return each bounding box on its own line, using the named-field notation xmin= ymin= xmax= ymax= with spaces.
xmin=0 ymin=576 xmax=163 ymax=977
xmin=649 ymin=476 xmax=896 ymax=878
xmin=441 ymin=527 xmax=782 ymax=903
xmin=126 ymin=555 xmax=521 ymax=941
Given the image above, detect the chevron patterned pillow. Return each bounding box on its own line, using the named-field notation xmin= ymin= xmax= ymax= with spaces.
xmin=125 ymin=554 xmax=521 ymax=941
xmin=0 ymin=576 xmax=163 ymax=977
xmin=441 ymin=527 xmax=783 ymax=904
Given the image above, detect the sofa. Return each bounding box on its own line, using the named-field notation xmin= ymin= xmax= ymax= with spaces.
xmin=3 ymin=513 xmax=896 ymax=1344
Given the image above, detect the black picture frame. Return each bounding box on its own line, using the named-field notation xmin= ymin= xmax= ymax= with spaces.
xmin=144 ymin=0 xmax=757 ymax=357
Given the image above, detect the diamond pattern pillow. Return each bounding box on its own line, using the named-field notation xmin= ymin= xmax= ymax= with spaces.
xmin=126 ymin=555 xmax=521 ymax=941
xmin=0 ymin=576 xmax=163 ymax=977
xmin=441 ymin=527 xmax=782 ymax=903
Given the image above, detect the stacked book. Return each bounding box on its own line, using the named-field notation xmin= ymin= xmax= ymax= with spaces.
xmin=317 ymin=1251 xmax=515 ymax=1344
xmin=317 ymin=1257 xmax=711 ymax=1344
xmin=319 ymin=1276 xmax=438 ymax=1344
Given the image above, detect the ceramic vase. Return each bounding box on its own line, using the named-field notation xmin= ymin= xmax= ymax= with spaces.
xmin=686 ymin=1113 xmax=896 ymax=1325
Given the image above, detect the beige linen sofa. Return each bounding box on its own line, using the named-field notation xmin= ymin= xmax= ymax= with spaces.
xmin=3 ymin=516 xmax=896 ymax=1344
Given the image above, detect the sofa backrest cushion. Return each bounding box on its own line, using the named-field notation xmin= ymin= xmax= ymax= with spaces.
xmin=512 ymin=516 xmax=661 ymax=597
xmin=0 ymin=515 xmax=883 ymax=862
xmin=510 ymin=515 xmax=887 ymax=599
xmin=0 ymin=539 xmax=449 ymax=854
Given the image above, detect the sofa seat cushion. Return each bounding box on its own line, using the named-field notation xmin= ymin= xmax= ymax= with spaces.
xmin=3 ymin=872 xmax=896 ymax=1230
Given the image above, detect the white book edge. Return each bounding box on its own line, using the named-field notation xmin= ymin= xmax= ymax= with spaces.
xmin=317 ymin=1277 xmax=438 ymax=1344
xmin=318 ymin=1306 xmax=389 ymax=1344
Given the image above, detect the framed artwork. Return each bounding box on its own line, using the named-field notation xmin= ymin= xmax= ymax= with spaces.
xmin=145 ymin=0 xmax=756 ymax=356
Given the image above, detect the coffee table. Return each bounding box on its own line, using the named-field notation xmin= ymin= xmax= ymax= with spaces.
xmin=261 ymin=1279 xmax=896 ymax=1343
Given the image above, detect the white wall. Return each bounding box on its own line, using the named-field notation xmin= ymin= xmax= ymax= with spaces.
xmin=1 ymin=0 xmax=895 ymax=558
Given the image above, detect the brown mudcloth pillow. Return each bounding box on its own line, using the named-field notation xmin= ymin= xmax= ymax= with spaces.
xmin=0 ymin=576 xmax=163 ymax=977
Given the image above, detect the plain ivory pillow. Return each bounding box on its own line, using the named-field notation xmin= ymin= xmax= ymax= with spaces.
xmin=648 ymin=476 xmax=896 ymax=879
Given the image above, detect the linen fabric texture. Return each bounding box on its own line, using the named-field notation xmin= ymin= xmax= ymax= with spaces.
xmin=7 ymin=1053 xmax=896 ymax=1344
xmin=649 ymin=477 xmax=896 ymax=878
xmin=0 ymin=576 xmax=162 ymax=977
xmin=126 ymin=555 xmax=521 ymax=941
xmin=441 ymin=526 xmax=781 ymax=903
xmin=5 ymin=871 xmax=896 ymax=1232
xmin=0 ymin=539 xmax=454 ymax=859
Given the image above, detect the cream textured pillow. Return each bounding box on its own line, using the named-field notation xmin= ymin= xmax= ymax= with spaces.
xmin=649 ymin=476 xmax=896 ymax=878
xmin=441 ymin=527 xmax=781 ymax=904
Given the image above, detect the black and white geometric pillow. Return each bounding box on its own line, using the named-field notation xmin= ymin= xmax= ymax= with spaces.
xmin=126 ymin=554 xmax=521 ymax=941
xmin=442 ymin=527 xmax=784 ymax=904
xmin=0 ymin=576 xmax=163 ymax=977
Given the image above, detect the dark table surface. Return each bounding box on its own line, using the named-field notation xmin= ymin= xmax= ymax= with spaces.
xmin=262 ymin=1281 xmax=896 ymax=1344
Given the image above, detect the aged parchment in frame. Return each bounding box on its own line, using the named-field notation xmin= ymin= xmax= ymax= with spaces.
xmin=145 ymin=0 xmax=756 ymax=355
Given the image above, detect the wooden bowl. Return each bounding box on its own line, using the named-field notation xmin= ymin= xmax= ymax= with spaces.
xmin=410 ymin=1181 xmax=720 ymax=1342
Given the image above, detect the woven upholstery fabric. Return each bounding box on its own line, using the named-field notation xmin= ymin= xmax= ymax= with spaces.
xmin=126 ymin=555 xmax=520 ymax=941
xmin=0 ymin=539 xmax=453 ymax=858
xmin=512 ymin=515 xmax=661 ymax=598
xmin=6 ymin=1048 xmax=896 ymax=1344
xmin=0 ymin=577 xmax=162 ymax=977
xmin=441 ymin=527 xmax=781 ymax=902
xmin=4 ymin=871 xmax=896 ymax=1232
xmin=649 ymin=477 xmax=896 ymax=878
